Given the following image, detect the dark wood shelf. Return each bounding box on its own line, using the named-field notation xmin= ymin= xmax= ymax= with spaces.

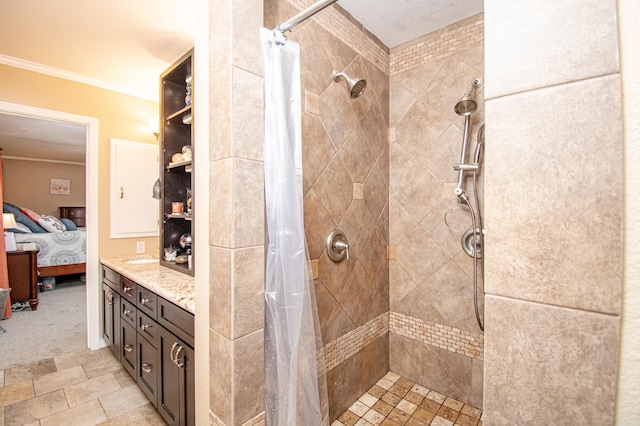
xmin=160 ymin=48 xmax=194 ymax=277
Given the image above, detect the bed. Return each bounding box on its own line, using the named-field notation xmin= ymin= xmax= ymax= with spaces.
xmin=14 ymin=229 xmax=87 ymax=277
xmin=3 ymin=202 xmax=87 ymax=279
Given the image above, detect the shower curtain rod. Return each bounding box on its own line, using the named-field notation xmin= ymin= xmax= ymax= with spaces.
xmin=274 ymin=0 xmax=338 ymax=33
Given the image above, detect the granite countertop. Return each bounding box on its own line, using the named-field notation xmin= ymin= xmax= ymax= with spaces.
xmin=100 ymin=256 xmax=195 ymax=314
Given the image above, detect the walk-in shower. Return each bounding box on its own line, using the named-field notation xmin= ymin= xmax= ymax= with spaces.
xmin=453 ymin=77 xmax=485 ymax=331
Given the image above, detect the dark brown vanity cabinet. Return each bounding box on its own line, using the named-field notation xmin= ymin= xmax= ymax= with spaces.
xmin=102 ymin=269 xmax=121 ymax=358
xmin=158 ymin=327 xmax=195 ymax=425
xmin=101 ymin=266 xmax=194 ymax=425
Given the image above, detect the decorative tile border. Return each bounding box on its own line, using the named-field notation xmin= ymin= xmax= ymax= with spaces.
xmin=390 ymin=13 xmax=484 ymax=75
xmin=323 ymin=313 xmax=389 ymax=371
xmin=286 ymin=0 xmax=390 ymax=74
xmin=390 ymin=312 xmax=484 ymax=360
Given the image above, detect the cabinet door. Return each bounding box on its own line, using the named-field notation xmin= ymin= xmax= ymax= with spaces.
xmin=121 ymin=322 xmax=137 ymax=378
xmin=138 ymin=333 xmax=159 ymax=408
xmin=110 ymin=138 xmax=159 ymax=238
xmin=102 ymin=283 xmax=121 ymax=359
xmin=158 ymin=327 xmax=195 ymax=426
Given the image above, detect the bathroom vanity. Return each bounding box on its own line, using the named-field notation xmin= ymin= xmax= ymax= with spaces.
xmin=100 ymin=258 xmax=195 ymax=425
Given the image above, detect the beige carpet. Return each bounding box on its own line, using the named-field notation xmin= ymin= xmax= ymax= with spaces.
xmin=0 ymin=277 xmax=87 ymax=370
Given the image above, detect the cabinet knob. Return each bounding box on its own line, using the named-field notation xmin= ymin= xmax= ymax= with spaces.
xmin=123 ymin=286 xmax=132 ymax=294
xmin=124 ymin=344 xmax=133 ymax=353
xmin=141 ymin=363 xmax=153 ymax=373
xmin=140 ymin=323 xmax=152 ymax=332
xmin=141 ymin=298 xmax=152 ymax=305
xmin=107 ymin=291 xmax=113 ymax=305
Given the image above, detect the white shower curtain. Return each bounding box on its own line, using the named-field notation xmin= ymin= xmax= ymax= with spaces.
xmin=260 ymin=28 xmax=329 ymax=426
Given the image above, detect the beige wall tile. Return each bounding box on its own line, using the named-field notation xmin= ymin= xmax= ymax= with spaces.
xmin=389 ymin=333 xmax=422 ymax=383
xmin=231 ymin=0 xmax=263 ymax=76
xmin=210 ymin=246 xmax=232 ymax=338
xmin=233 ymin=246 xmax=265 ymax=338
xmin=302 ymin=112 xmax=337 ymax=190
xmin=313 ymin=155 xmax=354 ymax=225
xmin=233 ymin=158 xmax=265 ymax=248
xmin=339 ymin=126 xmax=374 ymax=183
xmin=210 ymin=329 xmax=232 ymax=424
xmin=232 ymin=67 xmax=264 ymax=161
xmin=483 ymin=295 xmax=619 ymax=424
xmin=305 ymin=91 xmax=319 ymax=114
xmin=485 ymin=0 xmax=619 ymax=99
xmin=233 ymin=330 xmax=265 ymax=424
xmin=395 ymin=224 xmax=448 ymax=286
xmin=485 ymin=75 xmax=623 ymax=314
xmin=304 ymin=188 xmax=337 ymax=260
xmin=420 ymin=344 xmax=473 ymax=404
xmin=210 ymin=158 xmax=233 ymax=247
xmin=40 ymin=399 xmax=107 ymax=426
xmin=210 ymin=63 xmax=232 ymax=161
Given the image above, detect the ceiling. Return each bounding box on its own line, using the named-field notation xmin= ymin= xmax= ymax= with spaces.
xmin=0 ymin=0 xmax=481 ymax=163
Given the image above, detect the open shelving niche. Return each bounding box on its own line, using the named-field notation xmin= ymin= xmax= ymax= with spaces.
xmin=160 ymin=48 xmax=194 ymax=276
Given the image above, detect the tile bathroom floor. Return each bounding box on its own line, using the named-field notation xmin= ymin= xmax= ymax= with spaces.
xmin=0 ymin=347 xmax=165 ymax=425
xmin=333 ymin=372 xmax=483 ymax=426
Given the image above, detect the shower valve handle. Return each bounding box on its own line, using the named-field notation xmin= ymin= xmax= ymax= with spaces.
xmin=453 ymin=163 xmax=479 ymax=171
xmin=334 ymin=240 xmax=350 ymax=260
xmin=326 ymin=229 xmax=350 ymax=262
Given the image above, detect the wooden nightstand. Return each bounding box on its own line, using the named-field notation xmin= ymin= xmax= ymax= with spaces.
xmin=7 ymin=249 xmax=39 ymax=310
xmin=59 ymin=206 xmax=86 ymax=227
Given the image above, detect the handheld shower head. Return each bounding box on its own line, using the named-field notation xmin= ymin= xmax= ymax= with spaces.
xmin=332 ymin=70 xmax=367 ymax=99
xmin=454 ymin=77 xmax=483 ymax=116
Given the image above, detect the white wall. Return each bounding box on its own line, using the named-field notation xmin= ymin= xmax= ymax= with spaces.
xmin=617 ymin=0 xmax=640 ymax=422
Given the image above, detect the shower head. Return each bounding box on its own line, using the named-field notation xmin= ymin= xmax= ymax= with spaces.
xmin=454 ymin=77 xmax=483 ymax=116
xmin=332 ymin=70 xmax=367 ymax=99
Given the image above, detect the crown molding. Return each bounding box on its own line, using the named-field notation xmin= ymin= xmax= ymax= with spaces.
xmin=3 ymin=155 xmax=85 ymax=166
xmin=0 ymin=54 xmax=157 ymax=102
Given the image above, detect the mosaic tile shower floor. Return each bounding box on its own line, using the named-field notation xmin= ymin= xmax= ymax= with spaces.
xmin=332 ymin=372 xmax=483 ymax=426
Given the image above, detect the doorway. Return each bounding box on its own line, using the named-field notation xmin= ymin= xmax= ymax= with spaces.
xmin=0 ymin=101 xmax=100 ymax=350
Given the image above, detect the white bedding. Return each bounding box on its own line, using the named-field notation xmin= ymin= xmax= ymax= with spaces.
xmin=14 ymin=229 xmax=86 ymax=267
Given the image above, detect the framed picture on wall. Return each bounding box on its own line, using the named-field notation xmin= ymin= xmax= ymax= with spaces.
xmin=50 ymin=178 xmax=70 ymax=195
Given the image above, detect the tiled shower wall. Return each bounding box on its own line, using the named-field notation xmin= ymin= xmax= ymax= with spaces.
xmin=266 ymin=1 xmax=391 ymax=421
xmin=483 ymin=0 xmax=622 ymax=423
xmin=388 ymin=14 xmax=485 ymax=408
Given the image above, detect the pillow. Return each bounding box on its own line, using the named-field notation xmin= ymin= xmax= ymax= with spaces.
xmin=60 ymin=218 xmax=77 ymax=231
xmin=3 ymin=202 xmax=47 ymax=233
xmin=37 ymin=215 xmax=67 ymax=233
xmin=20 ymin=207 xmax=42 ymax=223
xmin=9 ymin=222 xmax=32 ymax=234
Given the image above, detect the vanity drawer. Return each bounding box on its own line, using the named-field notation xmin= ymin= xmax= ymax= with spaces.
xmin=138 ymin=310 xmax=159 ymax=347
xmin=120 ymin=276 xmax=137 ymax=302
xmin=137 ymin=286 xmax=158 ymax=320
xmin=103 ymin=266 xmax=120 ymax=289
xmin=158 ymin=297 xmax=194 ymax=348
xmin=121 ymin=299 xmax=136 ymax=328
